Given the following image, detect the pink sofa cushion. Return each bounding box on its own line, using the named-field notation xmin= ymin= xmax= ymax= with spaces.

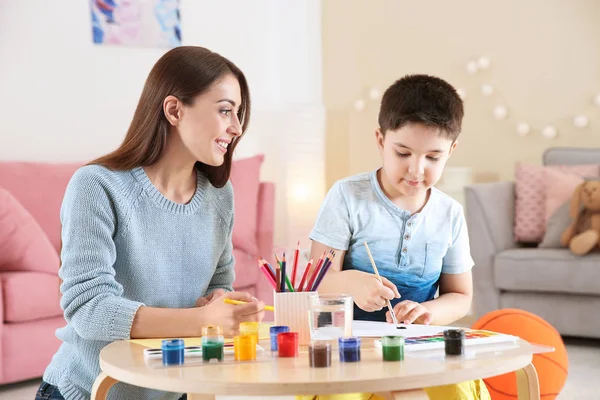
xmin=0 ymin=188 xmax=60 ymax=275
xmin=0 ymin=162 xmax=80 ymax=253
xmin=230 ymin=155 xmax=264 ymax=255
xmin=514 ymin=163 xmax=599 ymax=242
xmin=1 ymin=272 xmax=62 ymax=322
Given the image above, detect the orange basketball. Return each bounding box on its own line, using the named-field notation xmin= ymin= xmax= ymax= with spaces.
xmin=471 ymin=309 xmax=568 ymax=400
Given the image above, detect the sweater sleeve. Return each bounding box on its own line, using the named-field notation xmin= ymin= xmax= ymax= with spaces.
xmin=206 ymin=186 xmax=235 ymax=294
xmin=58 ymin=167 xmax=144 ymax=341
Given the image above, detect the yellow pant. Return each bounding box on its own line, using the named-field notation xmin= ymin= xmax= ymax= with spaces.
xmin=295 ymin=378 xmax=491 ymax=400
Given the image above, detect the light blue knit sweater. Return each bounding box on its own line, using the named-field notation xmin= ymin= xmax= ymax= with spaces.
xmin=43 ymin=165 xmax=235 ymax=400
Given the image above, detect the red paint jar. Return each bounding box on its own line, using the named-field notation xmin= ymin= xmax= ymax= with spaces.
xmin=277 ymin=332 xmax=299 ymax=357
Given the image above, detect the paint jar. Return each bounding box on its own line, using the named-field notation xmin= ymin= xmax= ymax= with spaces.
xmin=381 ymin=336 xmax=404 ymax=361
xmin=338 ymin=337 xmax=361 ymax=362
xmin=162 ymin=339 xmax=184 ymax=366
xmin=234 ymin=334 xmax=257 ymax=361
xmin=269 ymin=325 xmax=290 ymax=352
xmin=201 ymin=325 xmax=224 ymax=362
xmin=308 ymin=340 xmax=331 ymax=368
xmin=444 ymin=329 xmax=465 ymax=355
xmin=277 ymin=332 xmax=299 ymax=357
xmin=239 ymin=322 xmax=260 ymax=344
xmin=308 ymin=294 xmax=353 ymax=341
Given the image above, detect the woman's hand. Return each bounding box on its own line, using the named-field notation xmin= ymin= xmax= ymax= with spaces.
xmin=196 ymin=291 xmax=265 ymax=336
xmin=195 ymin=289 xmax=258 ymax=307
xmin=386 ymin=300 xmax=433 ymax=325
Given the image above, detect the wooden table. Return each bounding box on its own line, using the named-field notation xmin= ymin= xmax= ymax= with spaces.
xmin=92 ymin=338 xmax=545 ymax=400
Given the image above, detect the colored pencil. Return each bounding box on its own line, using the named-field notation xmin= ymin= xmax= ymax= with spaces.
xmin=311 ymin=251 xmax=336 ymax=291
xmin=364 ymin=241 xmax=399 ymax=327
xmin=275 ymin=265 xmax=281 ymax=293
xmin=284 ymin=274 xmax=294 ymax=292
xmin=297 ymin=258 xmax=313 ymax=292
xmin=305 ymin=250 xmax=328 ymax=292
xmin=281 ymin=253 xmax=294 ymax=292
xmin=291 ymin=241 xmax=300 ymax=288
xmin=261 ymin=258 xmax=276 ymax=279
xmin=257 ymin=261 xmax=277 ymax=290
xmin=280 ymin=253 xmax=287 ymax=292
xmin=258 ymin=258 xmax=276 ymax=281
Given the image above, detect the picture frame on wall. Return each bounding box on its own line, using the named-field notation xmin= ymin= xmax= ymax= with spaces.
xmin=90 ymin=0 xmax=181 ymax=48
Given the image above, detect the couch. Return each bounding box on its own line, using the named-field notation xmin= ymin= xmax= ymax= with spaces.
xmin=465 ymin=147 xmax=600 ymax=339
xmin=0 ymin=157 xmax=274 ymax=385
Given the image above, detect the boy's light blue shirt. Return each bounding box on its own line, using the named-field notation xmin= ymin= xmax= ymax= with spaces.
xmin=309 ymin=169 xmax=474 ymax=321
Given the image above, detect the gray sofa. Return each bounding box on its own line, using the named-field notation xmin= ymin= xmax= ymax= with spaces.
xmin=465 ymin=147 xmax=600 ymax=339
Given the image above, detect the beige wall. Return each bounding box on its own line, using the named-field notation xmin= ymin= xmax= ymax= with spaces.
xmin=322 ymin=0 xmax=600 ymax=187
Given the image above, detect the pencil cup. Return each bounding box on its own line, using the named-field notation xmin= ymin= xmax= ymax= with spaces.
xmin=274 ymin=291 xmax=315 ymax=345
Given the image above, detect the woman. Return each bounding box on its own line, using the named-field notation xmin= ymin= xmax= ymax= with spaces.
xmin=37 ymin=46 xmax=265 ymax=400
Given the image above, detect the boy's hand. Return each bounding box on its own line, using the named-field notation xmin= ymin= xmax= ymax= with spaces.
xmin=346 ymin=270 xmax=400 ymax=312
xmin=387 ymin=300 xmax=433 ymax=325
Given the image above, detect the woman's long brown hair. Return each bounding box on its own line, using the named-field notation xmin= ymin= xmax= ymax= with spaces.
xmin=90 ymin=46 xmax=251 ymax=187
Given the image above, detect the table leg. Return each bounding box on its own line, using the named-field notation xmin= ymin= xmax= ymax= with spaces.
xmin=516 ymin=362 xmax=540 ymax=400
xmin=187 ymin=394 xmax=216 ymax=400
xmin=375 ymin=389 xmax=429 ymax=400
xmin=90 ymin=372 xmax=118 ymax=400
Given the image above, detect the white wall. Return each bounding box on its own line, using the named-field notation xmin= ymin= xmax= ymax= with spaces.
xmin=0 ymin=0 xmax=326 ymax=249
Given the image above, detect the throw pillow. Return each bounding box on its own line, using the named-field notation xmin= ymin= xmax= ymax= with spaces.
xmin=544 ymin=167 xmax=588 ymax=223
xmin=514 ymin=164 xmax=599 ymax=243
xmin=0 ymin=187 xmax=60 ymax=274
xmin=539 ymin=177 xmax=600 ymax=248
xmin=538 ymin=202 xmax=570 ymax=248
xmin=230 ymin=154 xmax=265 ymax=255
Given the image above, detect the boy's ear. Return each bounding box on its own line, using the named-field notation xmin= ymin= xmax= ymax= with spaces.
xmin=448 ymin=140 xmax=458 ymax=156
xmin=163 ymin=95 xmax=182 ymax=126
xmin=375 ymin=128 xmax=385 ymax=153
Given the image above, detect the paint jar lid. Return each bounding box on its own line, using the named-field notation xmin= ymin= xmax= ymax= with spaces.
xmin=309 ymin=340 xmax=331 ymax=351
xmin=338 ymin=337 xmax=361 ymax=349
xmin=270 ymin=325 xmax=290 ymax=335
xmin=444 ymin=329 xmax=465 ymax=339
xmin=202 ymin=325 xmax=222 ymax=337
xmin=239 ymin=322 xmax=260 ymax=333
xmin=277 ymin=332 xmax=299 ymax=345
xmin=162 ymin=339 xmax=184 ymax=350
xmin=382 ymin=336 xmax=405 ymax=347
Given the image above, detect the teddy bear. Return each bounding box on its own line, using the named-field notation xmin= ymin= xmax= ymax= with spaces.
xmin=560 ymin=180 xmax=600 ymax=255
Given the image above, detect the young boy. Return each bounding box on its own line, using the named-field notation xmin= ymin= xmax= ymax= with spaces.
xmin=307 ymin=74 xmax=489 ymax=399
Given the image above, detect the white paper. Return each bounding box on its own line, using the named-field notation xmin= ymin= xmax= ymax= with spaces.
xmin=352 ymin=320 xmax=460 ymax=338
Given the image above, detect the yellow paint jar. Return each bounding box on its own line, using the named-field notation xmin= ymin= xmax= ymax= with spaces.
xmin=239 ymin=322 xmax=260 ymax=343
xmin=234 ymin=334 xmax=257 ymax=361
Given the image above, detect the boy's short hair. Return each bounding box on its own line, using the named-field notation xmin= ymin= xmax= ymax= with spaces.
xmin=378 ymin=74 xmax=464 ymax=141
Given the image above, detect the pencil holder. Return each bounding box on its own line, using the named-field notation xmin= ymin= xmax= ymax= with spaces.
xmin=273 ymin=291 xmax=315 ymax=345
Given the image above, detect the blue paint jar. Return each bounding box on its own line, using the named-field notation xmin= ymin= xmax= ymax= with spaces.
xmin=162 ymin=339 xmax=184 ymax=366
xmin=269 ymin=325 xmax=290 ymax=351
xmin=338 ymin=337 xmax=361 ymax=362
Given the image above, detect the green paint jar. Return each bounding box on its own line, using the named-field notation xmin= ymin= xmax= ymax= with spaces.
xmin=381 ymin=335 xmax=404 ymax=361
xmin=201 ymin=325 xmax=224 ymax=362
